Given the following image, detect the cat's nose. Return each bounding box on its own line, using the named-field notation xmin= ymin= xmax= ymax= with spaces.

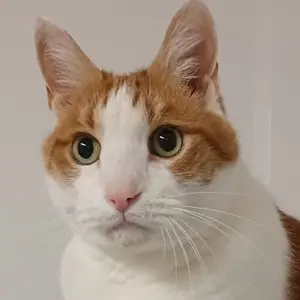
xmin=107 ymin=192 xmax=141 ymax=212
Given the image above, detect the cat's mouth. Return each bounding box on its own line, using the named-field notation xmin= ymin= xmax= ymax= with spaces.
xmin=102 ymin=218 xmax=151 ymax=247
xmin=110 ymin=220 xmax=147 ymax=232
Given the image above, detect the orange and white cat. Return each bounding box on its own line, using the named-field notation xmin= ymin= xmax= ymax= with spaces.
xmin=34 ymin=1 xmax=300 ymax=300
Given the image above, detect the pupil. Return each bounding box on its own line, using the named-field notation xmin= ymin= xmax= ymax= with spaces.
xmin=78 ymin=137 xmax=94 ymax=159
xmin=158 ymin=129 xmax=177 ymax=152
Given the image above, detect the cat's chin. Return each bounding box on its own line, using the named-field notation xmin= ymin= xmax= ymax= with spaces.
xmin=80 ymin=223 xmax=154 ymax=251
xmin=107 ymin=223 xmax=150 ymax=247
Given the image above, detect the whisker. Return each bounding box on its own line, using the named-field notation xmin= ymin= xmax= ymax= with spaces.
xmin=176 ymin=217 xmax=217 ymax=263
xmin=171 ymin=217 xmax=209 ymax=289
xmin=176 ymin=210 xmax=231 ymax=243
xmin=166 ymin=217 xmax=192 ymax=285
xmin=178 ymin=206 xmax=265 ymax=227
xmin=160 ymin=226 xmax=167 ymax=259
xmin=174 ymin=210 xmax=279 ymax=288
xmin=165 ymin=226 xmax=178 ymax=280
xmin=171 ymin=218 xmax=204 ymax=272
xmin=166 ymin=191 xmax=245 ymax=198
xmin=175 ymin=208 xmax=274 ymax=275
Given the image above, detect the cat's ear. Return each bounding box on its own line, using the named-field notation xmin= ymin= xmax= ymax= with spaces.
xmin=35 ymin=16 xmax=98 ymax=109
xmin=152 ymin=0 xmax=223 ymax=115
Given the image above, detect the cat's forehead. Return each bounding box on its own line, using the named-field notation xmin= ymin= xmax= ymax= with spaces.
xmin=64 ymin=69 xmax=204 ymax=133
xmin=99 ymin=84 xmax=148 ymax=140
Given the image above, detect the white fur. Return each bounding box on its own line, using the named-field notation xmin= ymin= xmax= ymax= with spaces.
xmin=59 ymin=161 xmax=289 ymax=300
xmin=45 ymin=85 xmax=289 ymax=300
xmin=99 ymin=85 xmax=149 ymax=200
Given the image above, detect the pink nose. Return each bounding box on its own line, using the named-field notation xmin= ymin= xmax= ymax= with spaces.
xmin=108 ymin=192 xmax=141 ymax=212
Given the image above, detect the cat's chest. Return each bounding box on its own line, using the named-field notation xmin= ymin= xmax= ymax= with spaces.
xmin=61 ymin=265 xmax=220 ymax=300
xmin=60 ymin=240 xmax=217 ymax=300
xmin=60 ymin=237 xmax=287 ymax=300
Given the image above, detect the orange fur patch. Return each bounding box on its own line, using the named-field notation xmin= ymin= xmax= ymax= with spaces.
xmin=43 ymin=66 xmax=239 ymax=184
xmin=280 ymin=211 xmax=300 ymax=300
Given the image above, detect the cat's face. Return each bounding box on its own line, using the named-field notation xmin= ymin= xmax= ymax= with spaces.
xmin=35 ymin=0 xmax=238 ymax=252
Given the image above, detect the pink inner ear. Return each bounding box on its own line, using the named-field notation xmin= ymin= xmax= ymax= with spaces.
xmin=35 ymin=16 xmax=99 ymax=100
xmin=151 ymin=0 xmax=218 ymax=89
xmin=59 ymin=29 xmax=70 ymax=40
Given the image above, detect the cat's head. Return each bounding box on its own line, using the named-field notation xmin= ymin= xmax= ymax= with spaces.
xmin=35 ymin=0 xmax=238 ymax=253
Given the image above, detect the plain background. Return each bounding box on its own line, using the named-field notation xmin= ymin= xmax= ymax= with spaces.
xmin=1 ymin=0 xmax=300 ymax=299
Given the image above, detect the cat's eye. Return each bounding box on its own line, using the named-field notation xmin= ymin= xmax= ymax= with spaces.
xmin=149 ymin=126 xmax=183 ymax=158
xmin=72 ymin=134 xmax=101 ymax=165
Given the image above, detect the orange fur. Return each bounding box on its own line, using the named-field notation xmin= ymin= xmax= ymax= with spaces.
xmin=280 ymin=212 xmax=300 ymax=300
xmin=42 ymin=67 xmax=238 ymax=184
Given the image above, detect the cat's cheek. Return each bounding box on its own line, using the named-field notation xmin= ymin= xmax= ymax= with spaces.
xmin=147 ymin=162 xmax=180 ymax=194
xmin=45 ymin=175 xmax=77 ymax=213
xmin=72 ymin=165 xmax=105 ymax=203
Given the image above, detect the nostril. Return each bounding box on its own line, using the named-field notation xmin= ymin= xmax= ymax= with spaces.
xmin=108 ymin=192 xmax=141 ymax=212
xmin=127 ymin=192 xmax=141 ymax=205
xmin=110 ymin=198 xmax=117 ymax=205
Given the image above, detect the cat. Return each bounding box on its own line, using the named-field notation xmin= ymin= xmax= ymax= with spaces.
xmin=34 ymin=0 xmax=300 ymax=299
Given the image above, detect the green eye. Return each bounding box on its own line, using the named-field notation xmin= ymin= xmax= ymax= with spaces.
xmin=72 ymin=134 xmax=100 ymax=165
xmin=149 ymin=126 xmax=183 ymax=158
